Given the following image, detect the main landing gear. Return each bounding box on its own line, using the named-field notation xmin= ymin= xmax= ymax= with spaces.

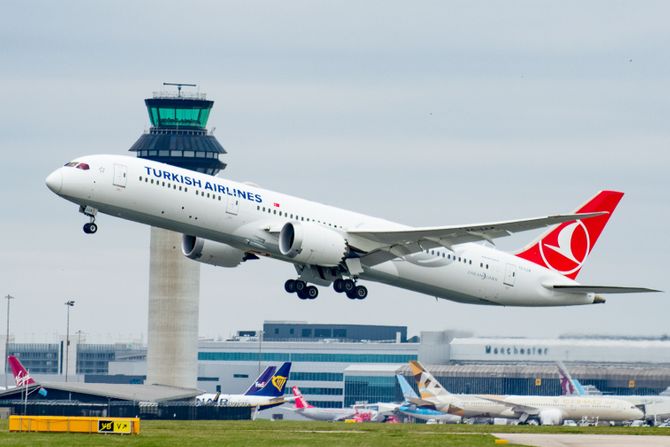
xmin=333 ymin=278 xmax=368 ymax=300
xmin=80 ymin=205 xmax=98 ymax=234
xmin=284 ymin=279 xmax=319 ymax=300
xmin=284 ymin=278 xmax=368 ymax=300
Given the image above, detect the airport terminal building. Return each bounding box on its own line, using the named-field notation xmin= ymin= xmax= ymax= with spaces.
xmin=4 ymin=323 xmax=670 ymax=408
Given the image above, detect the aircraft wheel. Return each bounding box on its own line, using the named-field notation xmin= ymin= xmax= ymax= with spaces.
xmin=295 ymin=280 xmax=307 ymax=293
xmin=305 ymin=286 xmax=319 ymax=300
xmin=83 ymin=223 xmax=96 ymax=234
xmin=342 ymin=279 xmax=356 ymax=294
xmin=284 ymin=279 xmax=297 ymax=293
xmin=297 ymin=289 xmax=308 ymax=300
xmin=354 ymin=286 xmax=368 ymax=300
xmin=346 ymin=290 xmax=357 ymax=300
xmin=333 ymin=278 xmax=345 ymax=293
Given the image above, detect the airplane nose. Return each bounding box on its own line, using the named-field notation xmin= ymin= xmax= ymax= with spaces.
xmin=45 ymin=169 xmax=62 ymax=194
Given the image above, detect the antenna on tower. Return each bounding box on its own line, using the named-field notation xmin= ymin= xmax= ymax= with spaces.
xmin=163 ymin=82 xmax=197 ymax=98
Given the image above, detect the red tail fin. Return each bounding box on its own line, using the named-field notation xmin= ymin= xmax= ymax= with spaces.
xmin=8 ymin=355 xmax=36 ymax=387
xmin=292 ymin=386 xmax=313 ymax=409
xmin=516 ymin=191 xmax=624 ymax=279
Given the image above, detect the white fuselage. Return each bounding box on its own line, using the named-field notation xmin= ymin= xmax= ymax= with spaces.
xmin=431 ymin=394 xmax=643 ymax=423
xmin=196 ymin=393 xmax=284 ymax=408
xmin=46 ymin=155 xmax=597 ymax=306
xmin=294 ymin=407 xmax=358 ymax=421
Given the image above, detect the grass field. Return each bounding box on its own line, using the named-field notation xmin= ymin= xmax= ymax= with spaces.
xmin=0 ymin=419 xmax=668 ymax=447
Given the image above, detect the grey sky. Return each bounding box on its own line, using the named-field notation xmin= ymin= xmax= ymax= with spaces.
xmin=1 ymin=1 xmax=668 ymax=342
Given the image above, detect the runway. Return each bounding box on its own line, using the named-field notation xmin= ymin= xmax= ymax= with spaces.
xmin=495 ymin=433 xmax=670 ymax=447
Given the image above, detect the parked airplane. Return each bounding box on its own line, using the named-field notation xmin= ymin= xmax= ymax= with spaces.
xmin=290 ymin=386 xmax=359 ymax=421
xmin=7 ymin=355 xmax=48 ymax=396
xmin=45 ymin=155 xmax=658 ymax=305
xmin=396 ymin=375 xmax=461 ymax=423
xmin=290 ymin=386 xmax=400 ymax=422
xmin=196 ymin=365 xmax=276 ymax=404
xmin=557 ymin=362 xmax=670 ymax=422
xmin=196 ymin=362 xmax=291 ymax=413
xmin=410 ymin=361 xmax=643 ymax=425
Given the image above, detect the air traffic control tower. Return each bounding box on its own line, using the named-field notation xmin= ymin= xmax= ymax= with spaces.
xmin=129 ymin=83 xmax=226 ymax=388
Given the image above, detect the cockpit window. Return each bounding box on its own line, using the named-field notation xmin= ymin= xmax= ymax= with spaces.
xmin=64 ymin=161 xmax=90 ymax=170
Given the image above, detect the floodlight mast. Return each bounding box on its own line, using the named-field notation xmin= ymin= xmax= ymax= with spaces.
xmin=162 ymin=82 xmax=197 ymax=97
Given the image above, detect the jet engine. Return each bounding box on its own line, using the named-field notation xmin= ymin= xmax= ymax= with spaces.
xmin=182 ymin=235 xmax=245 ymax=268
xmin=538 ymin=408 xmax=563 ymax=426
xmin=278 ymin=222 xmax=348 ymax=267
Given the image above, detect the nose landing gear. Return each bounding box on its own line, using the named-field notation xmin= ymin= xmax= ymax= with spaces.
xmin=79 ymin=205 xmax=98 ymax=234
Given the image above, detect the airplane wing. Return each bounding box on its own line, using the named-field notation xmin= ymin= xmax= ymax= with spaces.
xmin=349 ymin=212 xmax=606 ymax=266
xmin=544 ymin=285 xmax=661 ymax=294
xmin=476 ymin=396 xmax=540 ymax=416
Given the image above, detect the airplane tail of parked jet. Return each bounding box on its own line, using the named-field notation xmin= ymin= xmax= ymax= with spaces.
xmin=396 ymin=374 xmax=419 ymax=400
xmin=516 ymin=190 xmax=623 ymax=279
xmin=244 ymin=366 xmax=277 ymax=396
xmin=8 ymin=355 xmax=36 ymax=387
xmin=8 ymin=355 xmax=47 ymax=396
xmin=292 ymin=386 xmax=314 ymax=409
xmin=409 ymin=361 xmax=450 ymax=399
xmin=557 ymin=362 xmax=585 ymax=396
xmin=250 ymin=362 xmax=291 ymax=397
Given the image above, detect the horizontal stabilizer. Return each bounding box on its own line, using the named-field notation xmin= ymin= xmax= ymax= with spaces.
xmin=544 ymin=285 xmax=661 ymax=294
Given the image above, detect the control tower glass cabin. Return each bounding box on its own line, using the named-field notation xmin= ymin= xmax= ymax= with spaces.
xmin=129 ymin=88 xmax=226 ymax=175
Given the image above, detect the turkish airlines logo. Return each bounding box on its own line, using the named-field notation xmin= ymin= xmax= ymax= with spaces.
xmin=539 ymin=220 xmax=591 ymax=275
xmin=272 ymin=375 xmax=287 ymax=391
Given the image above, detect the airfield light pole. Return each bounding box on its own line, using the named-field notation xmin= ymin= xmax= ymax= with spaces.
xmin=4 ymin=294 xmax=15 ymax=389
xmin=257 ymin=330 xmax=263 ymax=376
xmin=64 ymin=300 xmax=75 ymax=382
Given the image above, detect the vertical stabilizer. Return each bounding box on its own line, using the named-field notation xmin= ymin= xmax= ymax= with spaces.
xmin=252 ymin=362 xmax=291 ymax=397
xmin=292 ymin=386 xmax=314 ymax=409
xmin=244 ymin=366 xmax=277 ymax=396
xmin=516 ymin=191 xmax=624 ymax=279
xmin=409 ymin=361 xmax=450 ymax=399
xmin=8 ymin=355 xmax=36 ymax=387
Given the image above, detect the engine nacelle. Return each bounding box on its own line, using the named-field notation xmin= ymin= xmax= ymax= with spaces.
xmin=182 ymin=235 xmax=245 ymax=268
xmin=538 ymin=408 xmax=563 ymax=426
xmin=278 ymin=222 xmax=348 ymax=267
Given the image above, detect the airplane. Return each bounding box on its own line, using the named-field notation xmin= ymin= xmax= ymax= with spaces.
xmin=409 ymin=361 xmax=643 ymax=425
xmin=196 ymin=365 xmax=276 ymax=404
xmin=557 ymin=362 xmax=670 ymax=423
xmin=45 ymin=155 xmax=659 ymax=305
xmin=195 ymin=362 xmax=292 ymax=414
xmin=396 ymin=374 xmax=461 ymax=423
xmin=290 ymin=386 xmax=400 ymax=422
xmin=289 ymin=386 xmax=359 ymax=421
xmin=7 ymin=355 xmax=48 ymax=397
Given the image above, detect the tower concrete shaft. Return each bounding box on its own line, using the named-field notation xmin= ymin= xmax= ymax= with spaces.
xmin=146 ymin=227 xmax=200 ymax=388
